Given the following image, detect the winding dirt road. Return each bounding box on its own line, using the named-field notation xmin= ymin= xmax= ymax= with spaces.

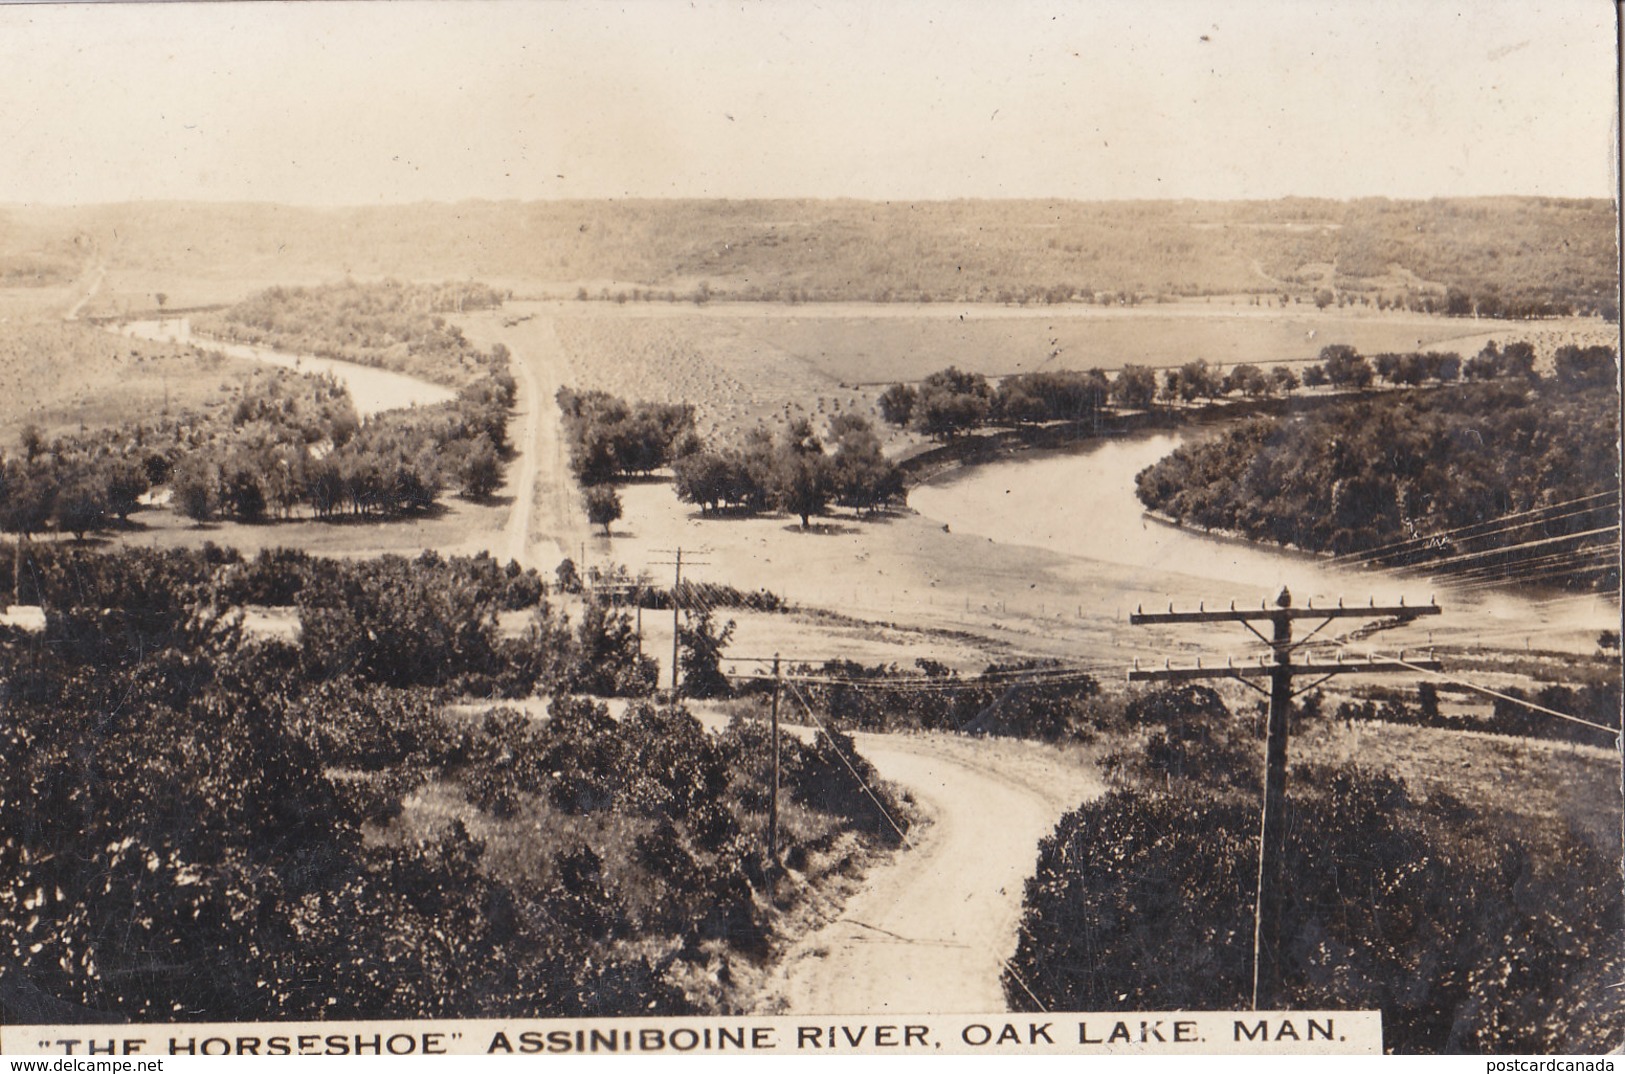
xmin=770 ymin=733 xmax=1102 ymax=1014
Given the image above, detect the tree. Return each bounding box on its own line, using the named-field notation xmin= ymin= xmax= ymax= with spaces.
xmin=223 ymin=464 xmax=267 ymax=522
xmin=1111 ymin=365 xmax=1158 ymax=409
xmin=52 ymin=478 xmax=106 ymax=541
xmin=1303 ymin=365 xmax=1329 ymax=388
xmin=1160 ymin=368 xmax=1184 ymax=406
xmin=568 ymin=596 xmax=657 ymax=696
xmin=1177 ymin=360 xmax=1219 ymax=401
xmin=913 ymin=368 xmax=991 ymax=440
xmin=1553 ymin=345 xmax=1618 ymax=389
xmin=555 ymin=557 xmax=583 ymax=594
xmin=678 ymin=609 xmax=735 ymax=699
xmin=672 ymin=449 xmax=732 ymax=516
xmin=1224 ymin=364 xmax=1270 ymax=397
xmin=19 ymin=424 xmax=44 ymax=462
xmin=877 ymin=383 xmax=917 ymax=428
xmin=1319 ymin=345 xmax=1373 ymax=389
xmin=170 ymin=458 xmax=218 ymax=524
xmin=584 ymin=484 xmax=622 ymax=535
xmin=0 ymin=460 xmax=57 ymax=541
xmin=831 ymin=419 xmax=902 ymax=514
xmin=459 ymin=436 xmax=502 ymax=500
xmin=102 ymin=459 xmax=151 ymax=523
xmin=773 ymin=420 xmax=836 ymax=528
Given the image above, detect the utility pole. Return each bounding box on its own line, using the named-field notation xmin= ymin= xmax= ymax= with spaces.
xmin=769 ymin=653 xmax=782 ymax=870
xmin=671 ymin=548 xmax=682 ymax=699
xmin=1128 ymin=588 xmax=1442 ymax=1010
xmin=651 ymin=548 xmax=708 ymax=700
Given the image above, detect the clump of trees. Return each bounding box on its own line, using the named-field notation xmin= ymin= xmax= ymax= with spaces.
xmin=0 ymin=369 xmax=513 ymax=538
xmin=672 ymin=415 xmax=901 ymax=527
xmin=0 ymin=281 xmax=520 ymax=543
xmin=556 ymin=388 xmax=696 ymax=484
xmin=1135 ymin=353 xmax=1619 ymax=584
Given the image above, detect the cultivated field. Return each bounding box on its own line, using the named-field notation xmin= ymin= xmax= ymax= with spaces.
xmin=523 ymin=299 xmax=1612 ymax=438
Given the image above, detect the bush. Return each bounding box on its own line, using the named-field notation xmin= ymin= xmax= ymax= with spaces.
xmin=1008 ymin=765 xmax=1625 ymax=1053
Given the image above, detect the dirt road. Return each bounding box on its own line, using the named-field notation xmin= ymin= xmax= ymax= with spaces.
xmin=459 ymin=314 xmax=586 ymax=567
xmin=769 ymin=733 xmax=1102 ymax=1015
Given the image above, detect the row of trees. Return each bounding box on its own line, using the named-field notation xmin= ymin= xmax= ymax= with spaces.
xmin=879 ymin=366 xmax=1116 ymax=439
xmin=876 ymin=336 xmax=1611 ymax=446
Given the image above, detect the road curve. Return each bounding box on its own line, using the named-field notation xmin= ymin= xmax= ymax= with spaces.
xmin=770 ymin=733 xmax=1101 ymax=1015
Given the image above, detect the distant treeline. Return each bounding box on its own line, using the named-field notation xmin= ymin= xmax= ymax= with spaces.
xmin=1135 ymin=345 xmax=1620 ymax=587
xmin=193 ymin=279 xmax=511 ymax=389
xmin=9 ymin=197 xmax=1616 ymax=318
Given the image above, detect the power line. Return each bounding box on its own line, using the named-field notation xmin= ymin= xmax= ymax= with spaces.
xmin=729 ymin=666 xmax=1115 ymax=694
xmin=1393 ymin=525 xmax=1619 ymax=575
xmin=1128 ymin=589 xmax=1443 ymax=1012
xmin=783 ymin=679 xmax=913 ymax=849
xmin=1369 ymin=651 xmax=1621 ymax=736
xmin=1436 ymin=548 xmax=1620 ymax=590
xmin=1329 ymin=491 xmax=1621 ymax=564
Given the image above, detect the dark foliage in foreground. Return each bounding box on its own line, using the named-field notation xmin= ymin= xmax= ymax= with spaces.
xmin=770 ymin=658 xmax=1105 ymax=742
xmin=1006 ymin=687 xmax=1625 ymax=1054
xmin=0 ymin=545 xmax=909 ymax=1023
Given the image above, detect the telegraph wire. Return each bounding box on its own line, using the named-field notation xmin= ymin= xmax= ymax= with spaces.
xmin=782 ymin=679 xmax=913 ymax=849
xmin=1367 ymin=650 xmax=1620 ymax=736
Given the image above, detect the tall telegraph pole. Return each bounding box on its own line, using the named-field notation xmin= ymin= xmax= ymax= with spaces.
xmin=651 ymin=548 xmax=708 ymax=700
xmin=1129 ymin=588 xmax=1442 ymax=1010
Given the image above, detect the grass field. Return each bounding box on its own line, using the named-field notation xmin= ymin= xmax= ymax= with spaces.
xmin=0 ymin=317 xmax=271 ymax=447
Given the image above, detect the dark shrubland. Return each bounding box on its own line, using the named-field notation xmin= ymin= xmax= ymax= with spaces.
xmin=1005 ymin=686 xmax=1625 ymax=1053
xmin=0 ymin=543 xmax=912 ymax=1022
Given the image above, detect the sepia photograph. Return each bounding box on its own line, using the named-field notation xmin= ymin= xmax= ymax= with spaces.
xmin=0 ymin=0 xmax=1619 ymax=1057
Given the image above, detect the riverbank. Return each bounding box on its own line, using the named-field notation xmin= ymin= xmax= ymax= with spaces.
xmin=893 ymin=390 xmax=1350 ymax=488
xmin=115 ymin=319 xmax=457 ymax=417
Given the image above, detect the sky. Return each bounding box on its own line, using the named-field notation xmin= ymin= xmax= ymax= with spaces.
xmin=0 ymin=0 xmax=1616 ymax=206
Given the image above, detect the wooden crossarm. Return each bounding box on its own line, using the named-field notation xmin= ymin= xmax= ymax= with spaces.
xmin=1129 ymin=604 xmax=1440 ymax=625
xmin=1127 ymin=658 xmax=1443 ymax=683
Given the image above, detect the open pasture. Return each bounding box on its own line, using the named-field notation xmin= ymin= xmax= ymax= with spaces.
xmin=0 ymin=316 xmax=268 ymax=446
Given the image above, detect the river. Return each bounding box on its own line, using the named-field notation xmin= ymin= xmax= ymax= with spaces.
xmin=116 ymin=319 xmax=456 ymax=418
xmin=910 ymin=432 xmax=1620 ymax=655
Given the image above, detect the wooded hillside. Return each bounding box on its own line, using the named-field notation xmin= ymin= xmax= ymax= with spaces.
xmin=5 ymin=197 xmax=1615 ymax=315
